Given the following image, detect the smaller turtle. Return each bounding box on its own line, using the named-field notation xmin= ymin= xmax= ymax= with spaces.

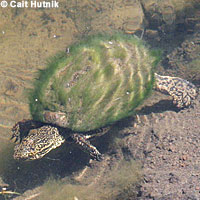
xmin=11 ymin=34 xmax=198 ymax=161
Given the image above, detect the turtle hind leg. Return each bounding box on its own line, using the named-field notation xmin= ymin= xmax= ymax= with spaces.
xmin=154 ymin=73 xmax=198 ymax=108
xmin=67 ymin=133 xmax=102 ymax=161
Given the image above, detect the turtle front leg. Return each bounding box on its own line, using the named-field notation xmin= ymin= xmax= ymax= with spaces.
xmin=11 ymin=119 xmax=44 ymax=143
xmin=67 ymin=133 xmax=102 ymax=161
xmin=154 ymin=73 xmax=198 ymax=108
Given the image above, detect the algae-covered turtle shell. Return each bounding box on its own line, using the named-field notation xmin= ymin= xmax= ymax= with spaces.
xmin=30 ymin=34 xmax=157 ymax=132
xmin=13 ymin=34 xmax=198 ymax=161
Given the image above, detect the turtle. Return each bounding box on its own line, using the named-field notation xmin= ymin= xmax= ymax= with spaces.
xmin=11 ymin=33 xmax=198 ymax=161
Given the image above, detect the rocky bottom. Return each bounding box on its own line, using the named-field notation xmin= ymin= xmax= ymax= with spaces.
xmin=74 ymin=93 xmax=200 ymax=200
xmin=10 ymin=92 xmax=199 ymax=200
xmin=121 ymin=94 xmax=200 ymax=199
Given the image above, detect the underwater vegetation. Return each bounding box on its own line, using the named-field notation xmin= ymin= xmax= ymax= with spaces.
xmin=40 ymin=159 xmax=142 ymax=200
xmin=29 ymin=33 xmax=160 ymax=132
xmin=0 ymin=140 xmax=83 ymax=196
xmin=0 ymin=138 xmax=142 ymax=200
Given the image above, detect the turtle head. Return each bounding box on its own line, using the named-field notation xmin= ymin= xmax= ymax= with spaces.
xmin=13 ymin=126 xmax=65 ymax=160
xmin=43 ymin=111 xmax=69 ymax=128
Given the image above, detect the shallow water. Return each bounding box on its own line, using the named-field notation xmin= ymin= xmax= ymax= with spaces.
xmin=0 ymin=0 xmax=144 ymax=198
xmin=0 ymin=0 xmax=144 ymax=139
xmin=0 ymin=0 xmax=199 ymax=199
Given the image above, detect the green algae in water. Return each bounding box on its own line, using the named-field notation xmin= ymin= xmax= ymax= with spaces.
xmin=29 ymin=34 xmax=160 ymax=132
xmin=40 ymin=159 xmax=142 ymax=200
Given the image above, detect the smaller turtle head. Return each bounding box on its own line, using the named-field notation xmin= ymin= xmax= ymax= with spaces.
xmin=13 ymin=126 xmax=65 ymax=161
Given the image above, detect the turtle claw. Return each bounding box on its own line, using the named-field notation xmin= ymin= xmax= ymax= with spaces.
xmin=88 ymin=145 xmax=103 ymax=161
xmin=93 ymin=153 xmax=104 ymax=161
xmin=14 ymin=137 xmax=18 ymax=143
xmin=11 ymin=119 xmax=45 ymax=144
xmin=11 ymin=122 xmax=21 ymax=143
xmin=155 ymin=73 xmax=198 ymax=108
xmin=10 ymin=134 xmax=16 ymax=141
xmin=10 ymin=135 xmax=18 ymax=143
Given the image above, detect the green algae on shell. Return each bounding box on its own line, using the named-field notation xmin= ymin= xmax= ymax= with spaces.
xmin=29 ymin=34 xmax=160 ymax=132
